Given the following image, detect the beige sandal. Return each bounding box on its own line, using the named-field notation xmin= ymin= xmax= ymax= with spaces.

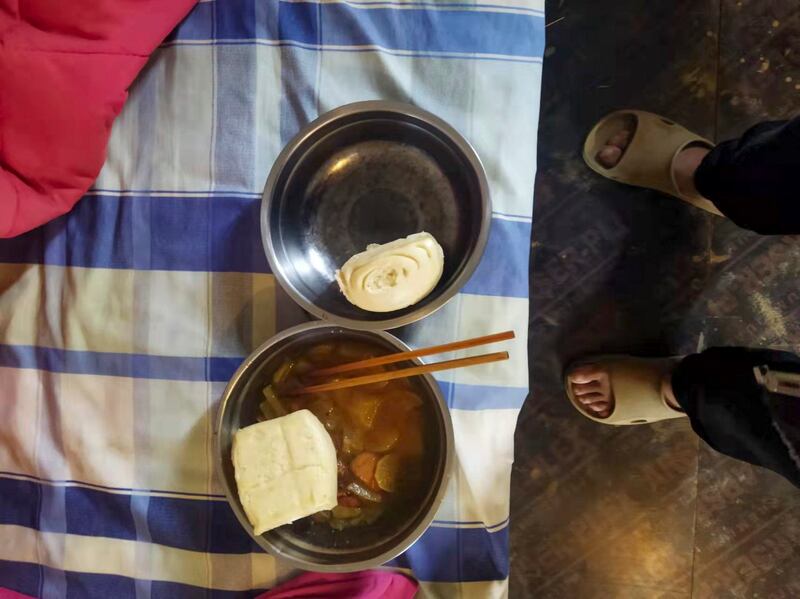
xmin=583 ymin=110 xmax=723 ymax=216
xmin=564 ymin=356 xmax=687 ymax=426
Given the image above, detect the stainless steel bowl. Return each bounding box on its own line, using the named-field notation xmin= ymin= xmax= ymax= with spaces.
xmin=215 ymin=322 xmax=455 ymax=571
xmin=261 ymin=101 xmax=491 ymax=330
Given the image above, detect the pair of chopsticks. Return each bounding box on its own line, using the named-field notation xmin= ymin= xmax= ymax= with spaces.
xmin=290 ymin=330 xmax=514 ymax=395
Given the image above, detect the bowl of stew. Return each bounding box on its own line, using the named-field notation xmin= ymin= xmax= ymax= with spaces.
xmin=215 ymin=322 xmax=454 ymax=571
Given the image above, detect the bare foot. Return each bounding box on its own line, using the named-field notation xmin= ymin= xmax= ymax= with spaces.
xmin=596 ymin=129 xmax=632 ymax=170
xmin=567 ymin=363 xmax=680 ymax=419
xmin=595 ymin=125 xmax=710 ymax=197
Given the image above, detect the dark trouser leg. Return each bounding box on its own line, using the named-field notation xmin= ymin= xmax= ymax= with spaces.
xmin=694 ymin=117 xmax=800 ymax=234
xmin=671 ymin=347 xmax=800 ymax=488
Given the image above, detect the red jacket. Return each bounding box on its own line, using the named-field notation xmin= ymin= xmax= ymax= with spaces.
xmin=0 ymin=0 xmax=197 ymax=237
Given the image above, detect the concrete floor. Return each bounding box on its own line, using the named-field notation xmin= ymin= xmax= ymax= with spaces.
xmin=512 ymin=1 xmax=800 ymax=597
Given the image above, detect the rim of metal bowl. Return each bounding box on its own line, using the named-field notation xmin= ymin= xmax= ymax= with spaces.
xmin=260 ymin=100 xmax=492 ymax=331
xmin=214 ymin=321 xmax=455 ymax=571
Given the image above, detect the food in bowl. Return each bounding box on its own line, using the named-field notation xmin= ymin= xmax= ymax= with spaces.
xmin=216 ymin=322 xmax=454 ymax=570
xmin=232 ymin=410 xmax=338 ymax=535
xmin=335 ymin=232 xmax=444 ymax=313
xmin=256 ymin=340 xmax=429 ymax=532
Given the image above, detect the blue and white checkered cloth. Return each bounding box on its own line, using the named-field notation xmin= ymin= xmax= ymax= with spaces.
xmin=0 ymin=1 xmax=543 ymax=596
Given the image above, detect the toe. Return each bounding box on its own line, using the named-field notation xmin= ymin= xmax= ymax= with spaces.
xmin=567 ymin=363 xmax=615 ymax=419
xmin=586 ymin=400 xmax=611 ymax=414
xmin=567 ymin=364 xmax=605 ymax=384
xmin=596 ymin=145 xmax=622 ymax=168
xmin=571 ymin=380 xmax=602 ymax=396
xmin=577 ymin=392 xmax=608 ymax=405
xmin=594 ymin=405 xmax=613 ymax=418
xmin=607 ymin=129 xmax=632 ymax=149
xmin=577 ymin=394 xmax=611 ymax=414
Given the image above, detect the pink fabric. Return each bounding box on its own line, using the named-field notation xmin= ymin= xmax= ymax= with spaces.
xmin=0 ymin=0 xmax=198 ymax=238
xmin=0 ymin=589 xmax=35 ymax=599
xmin=256 ymin=571 xmax=419 ymax=599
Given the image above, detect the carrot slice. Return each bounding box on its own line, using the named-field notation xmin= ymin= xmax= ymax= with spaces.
xmin=350 ymin=452 xmax=378 ymax=484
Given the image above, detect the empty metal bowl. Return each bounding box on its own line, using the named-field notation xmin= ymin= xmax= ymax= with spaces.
xmin=215 ymin=322 xmax=454 ymax=571
xmin=261 ymin=101 xmax=490 ymax=330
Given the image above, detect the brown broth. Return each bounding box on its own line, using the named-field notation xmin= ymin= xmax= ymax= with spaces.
xmin=260 ymin=341 xmax=429 ymax=532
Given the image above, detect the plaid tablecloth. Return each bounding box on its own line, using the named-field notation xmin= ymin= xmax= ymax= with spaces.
xmin=0 ymin=1 xmax=543 ymax=596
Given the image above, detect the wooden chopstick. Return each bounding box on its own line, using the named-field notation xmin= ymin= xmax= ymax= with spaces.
xmin=290 ymin=351 xmax=509 ymax=395
xmin=308 ymin=330 xmax=515 ymax=378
